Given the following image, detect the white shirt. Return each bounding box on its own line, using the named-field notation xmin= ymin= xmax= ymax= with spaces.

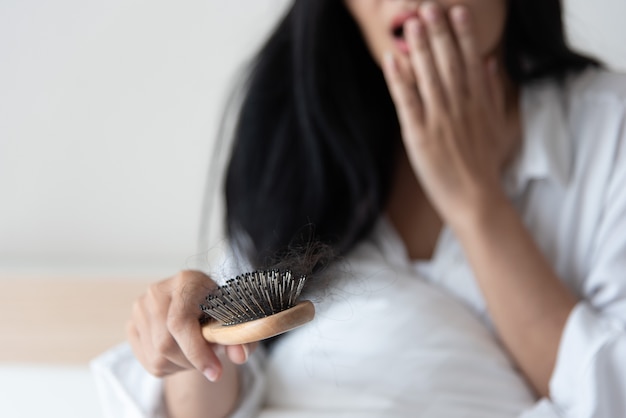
xmin=92 ymin=68 xmax=626 ymax=417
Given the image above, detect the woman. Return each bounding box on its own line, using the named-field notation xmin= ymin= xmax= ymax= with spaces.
xmin=93 ymin=0 xmax=626 ymax=417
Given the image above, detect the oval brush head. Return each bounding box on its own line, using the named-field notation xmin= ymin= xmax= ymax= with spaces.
xmin=200 ymin=270 xmax=315 ymax=345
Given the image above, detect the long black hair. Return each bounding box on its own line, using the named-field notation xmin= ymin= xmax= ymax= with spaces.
xmin=220 ymin=0 xmax=599 ymax=269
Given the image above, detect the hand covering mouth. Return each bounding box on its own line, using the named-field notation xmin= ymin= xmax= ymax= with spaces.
xmin=390 ymin=11 xmax=420 ymax=40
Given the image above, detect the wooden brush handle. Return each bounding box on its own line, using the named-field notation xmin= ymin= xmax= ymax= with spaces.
xmin=201 ymin=300 xmax=315 ymax=345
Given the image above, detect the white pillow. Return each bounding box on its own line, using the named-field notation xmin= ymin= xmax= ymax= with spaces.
xmin=263 ymin=242 xmax=536 ymax=418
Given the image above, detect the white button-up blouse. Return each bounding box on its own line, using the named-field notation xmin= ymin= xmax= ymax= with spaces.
xmin=92 ymin=67 xmax=626 ymax=417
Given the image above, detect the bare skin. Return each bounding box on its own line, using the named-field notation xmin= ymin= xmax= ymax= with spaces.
xmin=387 ymin=150 xmax=442 ymax=261
xmin=163 ymin=351 xmax=240 ymax=418
xmin=381 ymin=2 xmax=577 ymax=397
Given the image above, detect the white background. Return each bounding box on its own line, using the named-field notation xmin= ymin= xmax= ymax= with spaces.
xmin=1 ymin=0 xmax=626 ymax=280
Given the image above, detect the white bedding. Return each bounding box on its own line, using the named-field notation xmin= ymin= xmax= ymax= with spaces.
xmin=92 ymin=223 xmax=540 ymax=417
xmin=0 ymin=364 xmax=102 ymax=418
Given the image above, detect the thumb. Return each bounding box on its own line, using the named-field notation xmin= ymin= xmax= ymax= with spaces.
xmin=167 ymin=270 xmax=224 ymax=381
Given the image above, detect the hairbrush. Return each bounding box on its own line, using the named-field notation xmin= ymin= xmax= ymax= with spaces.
xmin=200 ymin=269 xmax=315 ymax=345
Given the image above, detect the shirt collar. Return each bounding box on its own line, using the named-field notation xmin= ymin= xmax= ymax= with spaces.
xmin=505 ymin=79 xmax=572 ymax=196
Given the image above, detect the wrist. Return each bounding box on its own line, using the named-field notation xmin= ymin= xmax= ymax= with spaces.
xmin=164 ymin=360 xmax=240 ymax=418
xmin=448 ymin=188 xmax=514 ymax=240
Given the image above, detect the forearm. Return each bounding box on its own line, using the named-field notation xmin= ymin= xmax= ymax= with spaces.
xmin=164 ymin=352 xmax=240 ymax=418
xmin=453 ymin=194 xmax=577 ymax=397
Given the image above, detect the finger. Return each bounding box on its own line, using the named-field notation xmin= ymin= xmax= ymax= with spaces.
xmin=127 ymin=320 xmax=147 ymax=367
xmin=167 ymin=270 xmax=224 ymax=382
xmin=131 ymin=292 xmax=192 ymax=374
xmin=225 ymin=342 xmax=257 ymax=365
xmin=382 ymin=50 xmax=425 ymax=134
xmin=225 ymin=345 xmax=247 ymax=365
xmin=151 ymin=321 xmax=196 ymax=370
xmin=405 ymin=17 xmax=446 ymax=117
xmin=141 ymin=282 xmax=196 ymax=371
xmin=449 ymin=5 xmax=487 ymax=102
xmin=421 ymin=2 xmax=466 ymax=104
xmin=127 ymin=320 xmax=185 ymax=377
xmin=486 ymin=57 xmax=506 ymax=116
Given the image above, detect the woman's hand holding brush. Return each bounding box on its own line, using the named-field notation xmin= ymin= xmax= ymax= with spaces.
xmin=127 ymin=270 xmax=256 ymax=382
xmin=127 ymin=268 xmax=313 ymax=417
xmin=127 ymin=270 xmax=258 ymax=418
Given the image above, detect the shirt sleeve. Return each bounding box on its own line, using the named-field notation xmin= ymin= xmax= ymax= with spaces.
xmin=546 ymin=103 xmax=626 ymax=417
xmin=90 ymin=343 xmax=268 ymax=418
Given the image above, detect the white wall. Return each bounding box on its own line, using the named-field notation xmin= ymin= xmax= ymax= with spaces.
xmin=1 ymin=0 xmax=624 ymax=279
xmin=0 ymin=0 xmax=292 ymax=277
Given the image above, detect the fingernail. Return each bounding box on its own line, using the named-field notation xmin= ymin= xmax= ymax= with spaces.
xmin=203 ymin=367 xmax=219 ymax=382
xmin=451 ymin=6 xmax=468 ymax=24
xmin=422 ymin=2 xmax=439 ymax=22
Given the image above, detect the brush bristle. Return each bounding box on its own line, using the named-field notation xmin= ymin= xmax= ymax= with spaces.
xmin=200 ymin=269 xmax=307 ymax=326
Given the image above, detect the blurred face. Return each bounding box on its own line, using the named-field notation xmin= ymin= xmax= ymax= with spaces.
xmin=344 ymin=0 xmax=507 ymax=66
